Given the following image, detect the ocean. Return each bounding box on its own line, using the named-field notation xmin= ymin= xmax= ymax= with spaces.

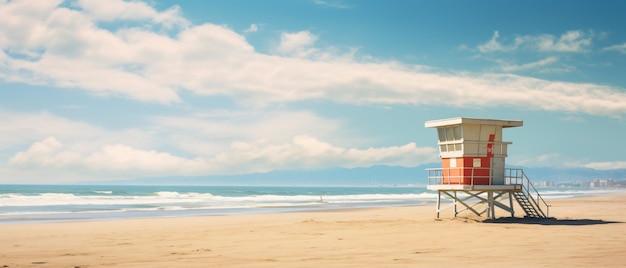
xmin=0 ymin=184 xmax=620 ymax=224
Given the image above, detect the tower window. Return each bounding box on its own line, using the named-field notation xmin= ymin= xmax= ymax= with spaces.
xmin=437 ymin=126 xmax=463 ymax=142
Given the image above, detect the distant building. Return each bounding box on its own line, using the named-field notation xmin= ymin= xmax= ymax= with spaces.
xmin=535 ymin=181 xmax=555 ymax=188
xmin=590 ymin=179 xmax=614 ymax=188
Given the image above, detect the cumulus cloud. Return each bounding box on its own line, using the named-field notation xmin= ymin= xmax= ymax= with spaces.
xmin=76 ymin=0 xmax=189 ymax=28
xmin=8 ymin=136 xmax=438 ymax=181
xmin=150 ymin=110 xmax=345 ymax=157
xmin=0 ymin=108 xmax=345 ymax=158
xmin=1 ymin=2 xmax=625 ymax=116
xmin=0 ymin=110 xmax=107 ymax=151
xmin=1 ymin=108 xmax=413 ymax=181
xmin=0 ymin=0 xmax=182 ymax=103
xmin=275 ymin=30 xmax=319 ymax=57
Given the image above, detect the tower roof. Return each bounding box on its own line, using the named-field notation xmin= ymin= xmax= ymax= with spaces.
xmin=424 ymin=117 xmax=523 ymax=128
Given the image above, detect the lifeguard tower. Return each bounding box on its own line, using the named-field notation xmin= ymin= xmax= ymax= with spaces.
xmin=425 ymin=117 xmax=549 ymax=219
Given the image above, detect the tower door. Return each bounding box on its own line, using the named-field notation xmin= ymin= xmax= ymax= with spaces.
xmin=491 ymin=157 xmax=505 ymax=184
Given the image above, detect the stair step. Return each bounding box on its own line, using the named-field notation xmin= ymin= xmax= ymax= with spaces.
xmin=514 ymin=191 xmax=546 ymax=219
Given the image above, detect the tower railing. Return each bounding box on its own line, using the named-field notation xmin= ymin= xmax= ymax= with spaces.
xmin=426 ymin=167 xmax=492 ymax=185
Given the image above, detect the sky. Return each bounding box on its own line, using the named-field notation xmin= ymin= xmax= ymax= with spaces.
xmin=1 ymin=0 xmax=625 ymax=184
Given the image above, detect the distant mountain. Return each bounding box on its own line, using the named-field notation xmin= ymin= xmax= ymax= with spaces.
xmin=94 ymin=164 xmax=626 ymax=186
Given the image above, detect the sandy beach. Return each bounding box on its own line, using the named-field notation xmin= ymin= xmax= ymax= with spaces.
xmin=1 ymin=192 xmax=625 ymax=267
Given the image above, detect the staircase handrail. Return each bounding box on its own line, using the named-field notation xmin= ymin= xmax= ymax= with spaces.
xmin=506 ymin=168 xmax=550 ymax=218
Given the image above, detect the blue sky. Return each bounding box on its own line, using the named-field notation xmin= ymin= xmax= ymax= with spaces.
xmin=1 ymin=0 xmax=625 ymax=183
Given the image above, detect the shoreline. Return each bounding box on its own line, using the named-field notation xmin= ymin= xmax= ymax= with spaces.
xmin=0 ymin=184 xmax=434 ymax=225
xmin=2 ymin=186 xmax=622 ymax=225
xmin=1 ymin=193 xmax=625 ymax=267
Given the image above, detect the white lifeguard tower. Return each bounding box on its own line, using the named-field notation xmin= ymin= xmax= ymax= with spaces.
xmin=425 ymin=117 xmax=549 ymax=219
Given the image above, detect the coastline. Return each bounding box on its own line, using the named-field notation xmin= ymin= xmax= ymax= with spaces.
xmin=0 ymin=185 xmax=435 ymax=225
xmin=1 ymin=192 xmax=625 ymax=267
xmin=2 ymin=184 xmax=621 ymax=225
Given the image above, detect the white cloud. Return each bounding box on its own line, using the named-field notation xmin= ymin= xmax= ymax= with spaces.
xmin=499 ymin=56 xmax=560 ymax=72
xmin=478 ymin=30 xmax=592 ymax=53
xmin=151 ymin=110 xmax=345 ymax=157
xmin=1 ymin=2 xmax=625 ymax=117
xmin=0 ymin=107 xmax=346 ymax=158
xmin=584 ymin=161 xmax=626 ymax=170
xmin=313 ymin=0 xmax=350 ymax=9
xmin=7 ymin=136 xmax=438 ymax=182
xmin=9 ymin=136 xmax=73 ymax=167
xmin=534 ymin=30 xmax=592 ymax=52
xmin=1 ymin=108 xmax=425 ymax=182
xmin=478 ymin=31 xmax=513 ymax=53
xmin=276 ymin=30 xmax=319 ymax=57
xmin=76 ymin=0 xmax=189 ymax=28
xmin=603 ymin=43 xmax=626 ymax=53
xmin=0 ymin=110 xmax=105 ymax=151
xmin=244 ymin=23 xmax=258 ymax=33
xmin=0 ymin=109 xmax=164 ymax=170
xmin=0 ymin=0 xmax=182 ymax=103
